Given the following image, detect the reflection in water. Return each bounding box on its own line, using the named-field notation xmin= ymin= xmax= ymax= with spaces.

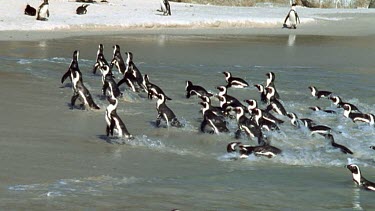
xmin=287 ymin=34 xmax=296 ymax=47
xmin=352 ymin=188 xmax=363 ymax=210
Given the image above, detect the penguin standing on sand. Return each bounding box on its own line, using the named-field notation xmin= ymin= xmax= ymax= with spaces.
xmin=37 ymin=0 xmax=49 ymax=21
xmin=76 ymin=4 xmax=89 ymax=15
xmin=159 ymin=0 xmax=171 ymax=16
xmin=25 ymin=4 xmax=37 ymax=16
xmin=283 ymin=3 xmax=300 ymax=29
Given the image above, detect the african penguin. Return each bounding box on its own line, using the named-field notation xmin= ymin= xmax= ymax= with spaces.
xmin=25 ymin=4 xmax=37 ymax=16
xmin=309 ymin=106 xmax=336 ymax=114
xmin=159 ymin=0 xmax=171 ymax=16
xmin=343 ymin=104 xmax=374 ymax=125
xmin=70 ymin=71 xmax=100 ymax=110
xmin=36 ymin=0 xmax=49 ymax=21
xmin=283 ymin=3 xmax=300 ymax=29
xmin=323 ymin=134 xmax=353 ymax=155
xmin=222 ymin=71 xmax=249 ymax=89
xmin=238 ymin=143 xmax=282 ymax=159
xmin=143 ymin=74 xmax=171 ymax=100
xmin=105 ymin=95 xmax=133 ymax=139
xmin=76 ymin=4 xmax=89 ymax=15
xmin=234 ymin=107 xmax=263 ymax=143
xmin=110 ymin=45 xmax=127 ymax=75
xmin=100 ymin=65 xmax=122 ymax=98
xmin=330 ymin=96 xmax=361 ymax=113
xmin=254 ymin=84 xmax=267 ymax=104
xmin=265 ymin=72 xmax=280 ymax=99
xmin=61 ymin=50 xmax=82 ymax=86
xmin=346 ymin=164 xmax=375 ymax=191
xmin=308 ymin=86 xmax=332 ymax=99
xmin=155 ymin=93 xmax=183 ymax=128
xmin=199 ymin=101 xmax=229 ymax=134
xmin=93 ymin=44 xmax=109 ymax=74
xmin=185 ymin=81 xmax=212 ymax=99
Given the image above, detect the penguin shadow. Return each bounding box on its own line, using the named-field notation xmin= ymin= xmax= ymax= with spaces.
xmin=60 ymin=83 xmax=72 ymax=89
xmin=282 ymin=24 xmax=294 ymax=29
xmin=96 ymin=135 xmax=126 ymax=145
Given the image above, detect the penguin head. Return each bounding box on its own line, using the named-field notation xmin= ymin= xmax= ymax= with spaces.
xmin=330 ymin=96 xmax=341 ymax=104
xmin=346 ymin=164 xmax=361 ymax=185
xmin=308 ymin=106 xmax=321 ymax=111
xmin=126 ymin=52 xmax=133 ymax=61
xmin=342 ymin=104 xmax=352 ymax=112
xmin=244 ymin=99 xmax=257 ymax=109
xmin=216 ymin=86 xmax=227 ymax=95
xmin=200 ymin=95 xmax=210 ymax=103
xmin=254 ymin=84 xmax=264 ymax=92
xmin=286 ymin=112 xmax=297 ymax=120
xmin=73 ymin=50 xmax=79 ymax=61
xmin=185 ymin=80 xmax=192 ymax=90
xmin=222 ymin=71 xmax=231 ymax=81
xmin=227 ymin=142 xmax=242 ymax=153
xmin=98 ymin=44 xmax=104 ymax=51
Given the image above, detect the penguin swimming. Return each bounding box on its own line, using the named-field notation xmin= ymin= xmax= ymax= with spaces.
xmin=93 ymin=44 xmax=109 ymax=74
xmin=159 ymin=0 xmax=171 ymax=16
xmin=238 ymin=143 xmax=282 ymax=159
xmin=323 ymin=134 xmax=353 ymax=155
xmin=265 ymin=72 xmax=280 ymax=99
xmin=70 ymin=71 xmax=100 ymax=110
xmin=234 ymin=107 xmax=263 ymax=143
xmin=36 ymin=0 xmax=49 ymax=21
xmin=330 ymin=96 xmax=361 ymax=113
xmin=302 ymin=119 xmax=332 ymax=136
xmin=308 ymin=86 xmax=332 ymax=99
xmin=283 ymin=3 xmax=300 ymax=29
xmin=253 ymin=108 xmax=280 ymax=131
xmin=155 ymin=93 xmax=183 ymax=128
xmin=25 ymin=4 xmax=37 ymax=16
xmin=346 ymin=164 xmax=375 ymax=191
xmin=309 ymin=106 xmax=336 ymax=114
xmin=200 ymin=96 xmax=224 ymax=116
xmin=200 ymin=101 xmax=229 ymax=134
xmin=222 ymin=71 xmax=249 ymax=89
xmin=286 ymin=112 xmax=301 ymax=128
xmin=185 ymin=81 xmax=212 ymax=99
xmin=264 ymin=88 xmax=287 ymax=116
xmin=244 ymin=99 xmax=284 ymax=124
xmin=105 ymin=95 xmax=133 ymax=139
xmin=76 ymin=4 xmax=89 ymax=15
xmin=254 ymin=84 xmax=267 ymax=104
xmin=61 ymin=50 xmax=82 ymax=86
xmin=343 ymin=104 xmax=374 ymax=125
xmin=143 ymin=74 xmax=171 ymax=100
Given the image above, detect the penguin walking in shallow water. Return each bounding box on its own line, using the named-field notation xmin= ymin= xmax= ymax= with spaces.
xmin=283 ymin=3 xmax=300 ymax=29
xmin=155 ymin=93 xmax=183 ymax=128
xmin=70 ymin=71 xmax=100 ymax=110
xmin=110 ymin=45 xmax=127 ymax=75
xmin=346 ymin=164 xmax=375 ymax=191
xmin=61 ymin=50 xmax=82 ymax=86
xmin=143 ymin=74 xmax=171 ymax=100
xmin=25 ymin=4 xmax=37 ymax=16
xmin=93 ymin=44 xmax=109 ymax=74
xmin=105 ymin=95 xmax=133 ymax=139
xmin=117 ymin=52 xmax=145 ymax=92
xmin=185 ymin=81 xmax=212 ymax=99
xmin=36 ymin=0 xmax=49 ymax=21
xmin=159 ymin=0 xmax=171 ymax=16
xmin=199 ymin=101 xmax=229 ymax=134
xmin=100 ymin=65 xmax=122 ymax=98
xmin=76 ymin=4 xmax=89 ymax=15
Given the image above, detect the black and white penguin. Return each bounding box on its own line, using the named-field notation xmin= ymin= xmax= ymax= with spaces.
xmin=143 ymin=74 xmax=171 ymax=100
xmin=302 ymin=119 xmax=332 ymax=136
xmin=323 ymin=134 xmax=353 ymax=155
xmin=227 ymin=141 xmax=242 ymax=153
xmin=200 ymin=101 xmax=229 ymax=134
xmin=76 ymin=4 xmax=89 ymax=15
xmin=159 ymin=0 xmax=171 ymax=16
xmin=254 ymin=84 xmax=267 ymax=104
xmin=124 ymin=52 xmax=145 ymax=92
xmin=343 ymin=104 xmax=374 ymax=125
xmin=36 ymin=0 xmax=49 ymax=21
xmin=346 ymin=164 xmax=375 ymax=191
xmin=244 ymin=99 xmax=284 ymax=124
xmin=185 ymin=81 xmax=212 ymax=99
xmin=253 ymin=108 xmax=280 ymax=131
xmin=265 ymin=88 xmax=287 ymax=116
xmin=200 ymin=95 xmax=224 ymax=116
xmin=70 ymin=71 xmax=100 ymax=110
xmin=216 ymin=95 xmax=242 ymax=117
xmin=155 ymin=93 xmax=183 ymax=128
xmin=105 ymin=95 xmax=133 ymax=139
xmin=286 ymin=112 xmax=301 ymax=128
xmin=238 ymin=143 xmax=282 ymax=159
xmin=25 ymin=4 xmax=37 ymax=16
xmin=308 ymin=86 xmax=332 ymax=99
xmin=265 ymin=72 xmax=280 ymax=99
xmin=110 ymin=45 xmax=127 ymax=75
xmin=100 ymin=65 xmax=122 ymax=98
xmin=330 ymin=96 xmax=361 ymax=113
xmin=216 ymin=86 xmax=245 ymax=111
xmin=283 ymin=3 xmax=300 ymax=29
xmin=234 ymin=107 xmax=263 ymax=143
xmin=309 ymin=106 xmax=336 ymax=114
xmin=61 ymin=50 xmax=82 ymax=85
xmin=222 ymin=71 xmax=249 ymax=89
xmin=93 ymin=44 xmax=109 ymax=74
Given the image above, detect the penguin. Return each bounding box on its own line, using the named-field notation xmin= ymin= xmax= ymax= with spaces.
xmin=155 ymin=93 xmax=183 ymax=128
xmin=265 ymin=72 xmax=280 ymax=99
xmin=76 ymin=4 xmax=89 ymax=15
xmin=234 ymin=107 xmax=263 ymax=143
xmin=24 ymin=4 xmax=37 ymax=16
xmin=346 ymin=164 xmax=375 ymax=191
xmin=343 ymin=104 xmax=374 ymax=125
xmin=370 ymin=146 xmax=375 ymax=150
xmin=323 ymin=134 xmax=353 ymax=155
xmin=124 ymin=52 xmax=146 ymax=92
xmin=254 ymin=84 xmax=267 ymax=104
xmin=216 ymin=86 xmax=245 ymax=111
xmin=200 ymin=95 xmax=224 ymax=116
xmin=70 ymin=71 xmax=100 ymax=110
xmin=185 ymin=81 xmax=212 ymax=99
xmin=238 ymin=143 xmax=282 ymax=159
xmin=244 ymin=99 xmax=284 ymax=124
xmin=61 ymin=50 xmax=82 ymax=85
xmin=264 ymin=95 xmax=287 ymax=117
xmin=159 ymin=0 xmax=171 ymax=16
xmin=105 ymin=95 xmax=133 ymax=139
xmin=227 ymin=141 xmax=242 ymax=153
xmin=199 ymin=101 xmax=229 ymax=134
xmin=330 ymin=96 xmax=361 ymax=113
xmin=222 ymin=71 xmax=249 ymax=89
xmin=283 ymin=3 xmax=300 ymax=29
xmin=216 ymin=95 xmax=242 ymax=117
xmin=110 ymin=45 xmax=127 ymax=75
xmin=286 ymin=112 xmax=301 ymax=128
xmin=309 ymin=106 xmax=336 ymax=114
xmin=100 ymin=65 xmax=122 ymax=98
xmin=253 ymin=108 xmax=280 ymax=131
xmin=302 ymin=119 xmax=332 ymax=136
xmin=143 ymin=74 xmax=171 ymax=100
xmin=93 ymin=44 xmax=109 ymax=74
xmin=308 ymin=86 xmax=332 ymax=99
xmin=36 ymin=0 xmax=49 ymax=21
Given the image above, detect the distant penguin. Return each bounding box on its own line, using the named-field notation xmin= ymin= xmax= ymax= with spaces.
xmin=222 ymin=71 xmax=249 ymax=89
xmin=283 ymin=3 xmax=300 ymax=29
xmin=76 ymin=4 xmax=89 ymax=15
xmin=159 ymin=0 xmax=171 ymax=16
xmin=93 ymin=44 xmax=109 ymax=74
xmin=36 ymin=0 xmax=49 ymax=21
xmin=155 ymin=93 xmax=183 ymax=128
xmin=185 ymin=81 xmax=212 ymax=98
xmin=70 ymin=71 xmax=100 ymax=110
xmin=346 ymin=164 xmax=375 ymax=191
xmin=323 ymin=134 xmax=353 ymax=155
xmin=308 ymin=86 xmax=332 ymax=99
xmin=105 ymin=95 xmax=133 ymax=139
xmin=24 ymin=4 xmax=37 ymax=16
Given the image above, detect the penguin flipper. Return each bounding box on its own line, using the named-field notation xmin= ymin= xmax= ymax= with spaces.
xmin=61 ymin=70 xmax=71 ymax=84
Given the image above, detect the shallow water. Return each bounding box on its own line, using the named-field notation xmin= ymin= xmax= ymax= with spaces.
xmin=0 ymin=34 xmax=374 ymax=210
